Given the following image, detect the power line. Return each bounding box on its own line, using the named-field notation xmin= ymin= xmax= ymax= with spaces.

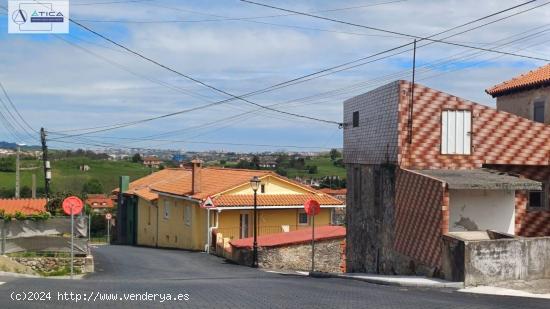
xmin=240 ymin=0 xmax=550 ymax=62
xmin=53 ymin=135 xmax=334 ymax=149
xmin=68 ymin=19 xmax=342 ymax=126
xmin=64 ymin=1 xmax=547 ymax=132
xmin=0 ymin=82 xmax=37 ymax=133
xmin=55 ymin=0 xmax=544 ymax=136
xmin=12 ymin=0 xmax=546 ymax=141
xmin=71 ymin=0 xmax=152 ymax=6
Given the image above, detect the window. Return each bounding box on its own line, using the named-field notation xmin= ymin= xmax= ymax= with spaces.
xmin=184 ymin=205 xmax=192 ymax=226
xmin=261 ymin=184 xmax=265 ymax=193
xmin=298 ymin=211 xmax=309 ymax=225
xmin=163 ymin=200 xmax=170 ymax=219
xmin=534 ymin=101 xmax=545 ymax=123
xmin=441 ymin=110 xmax=471 ymax=155
xmin=147 ymin=206 xmax=151 ymax=225
xmin=352 ymin=111 xmax=359 ymax=127
xmin=529 ymin=191 xmax=543 ymax=208
xmin=529 ymin=183 xmax=548 ymax=209
xmin=239 ymin=214 xmax=249 ymax=238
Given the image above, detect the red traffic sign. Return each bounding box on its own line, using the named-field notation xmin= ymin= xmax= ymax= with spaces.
xmin=304 ymin=199 xmax=321 ymax=216
xmin=105 ymin=213 xmax=112 ymax=220
xmin=201 ymin=196 xmax=216 ymax=209
xmin=62 ymin=196 xmax=84 ymax=216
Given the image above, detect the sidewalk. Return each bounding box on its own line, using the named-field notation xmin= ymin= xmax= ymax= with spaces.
xmin=264 ymin=270 xmax=463 ymax=288
xmin=459 ymin=286 xmax=550 ymax=299
xmin=321 ymin=272 xmax=464 ymax=288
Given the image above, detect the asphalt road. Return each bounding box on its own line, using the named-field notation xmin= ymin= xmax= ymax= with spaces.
xmin=0 ymin=245 xmax=548 ymax=308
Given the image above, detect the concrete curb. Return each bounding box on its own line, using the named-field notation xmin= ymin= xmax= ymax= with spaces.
xmin=0 ymin=271 xmax=40 ymax=278
xmin=310 ymin=272 xmax=464 ymax=289
xmin=0 ymin=271 xmax=87 ymax=280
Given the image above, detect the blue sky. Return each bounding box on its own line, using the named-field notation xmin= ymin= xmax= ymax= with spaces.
xmin=0 ymin=0 xmax=548 ymax=152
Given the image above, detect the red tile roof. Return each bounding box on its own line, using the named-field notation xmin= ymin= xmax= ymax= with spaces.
xmin=113 ymin=168 xmax=186 ymax=201
xmin=230 ymin=225 xmax=346 ymax=249
xmin=151 ymin=167 xmax=274 ymax=200
xmin=0 ymin=199 xmax=47 ymax=215
xmin=85 ymin=194 xmax=114 ymax=208
xmin=117 ymin=167 xmax=342 ymax=207
xmin=214 ymin=194 xmax=342 ymax=207
xmin=486 ymin=64 xmax=550 ymax=97
xmin=143 ymin=156 xmax=162 ymax=162
xmin=319 ymin=188 xmax=347 ymax=196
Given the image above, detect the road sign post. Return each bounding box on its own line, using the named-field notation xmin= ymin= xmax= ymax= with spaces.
xmin=62 ymin=196 xmax=83 ymax=280
xmin=201 ymin=196 xmax=216 ymax=254
xmin=304 ymin=199 xmax=321 ymax=274
xmin=105 ymin=213 xmax=112 ymax=244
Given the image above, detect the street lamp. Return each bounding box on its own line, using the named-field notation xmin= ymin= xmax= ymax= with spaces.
xmin=250 ymin=176 xmax=261 ymax=267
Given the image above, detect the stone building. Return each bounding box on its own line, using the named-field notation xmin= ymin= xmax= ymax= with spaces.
xmin=343 ymin=80 xmax=550 ymax=277
xmin=486 ymin=64 xmax=550 ymax=124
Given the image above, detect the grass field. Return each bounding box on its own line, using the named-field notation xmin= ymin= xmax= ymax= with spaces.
xmin=285 ymin=156 xmax=346 ymax=179
xmin=0 ymin=157 xmax=153 ymax=195
xmin=221 ymin=155 xmax=345 ymax=179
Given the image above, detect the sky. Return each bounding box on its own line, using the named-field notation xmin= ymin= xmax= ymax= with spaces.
xmin=0 ymin=0 xmax=548 ymax=152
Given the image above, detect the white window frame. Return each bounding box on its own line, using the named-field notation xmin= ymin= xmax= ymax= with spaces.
xmin=163 ymin=200 xmax=170 ymax=219
xmin=298 ymin=210 xmax=309 ymax=225
xmin=184 ymin=205 xmax=192 ymax=226
xmin=441 ymin=109 xmax=472 ymax=155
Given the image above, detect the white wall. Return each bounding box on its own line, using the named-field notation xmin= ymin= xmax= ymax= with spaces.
xmin=449 ymin=189 xmax=515 ymax=234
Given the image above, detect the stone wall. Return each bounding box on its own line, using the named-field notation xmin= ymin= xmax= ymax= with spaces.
xmin=231 ymin=238 xmax=346 ymax=273
xmin=442 ymin=234 xmax=550 ymax=286
xmin=346 ymin=163 xmax=404 ymax=274
xmin=11 ymin=256 xmax=94 ymax=275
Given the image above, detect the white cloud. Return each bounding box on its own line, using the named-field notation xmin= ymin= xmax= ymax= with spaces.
xmin=0 ymin=0 xmax=547 ymax=150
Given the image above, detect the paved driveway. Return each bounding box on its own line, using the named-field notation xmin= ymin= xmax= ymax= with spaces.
xmin=0 ymin=245 xmax=548 ymax=308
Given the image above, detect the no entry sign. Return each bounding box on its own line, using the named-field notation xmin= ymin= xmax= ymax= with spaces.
xmin=62 ymin=196 xmax=83 ymax=215
xmin=303 ymin=198 xmax=321 ymax=216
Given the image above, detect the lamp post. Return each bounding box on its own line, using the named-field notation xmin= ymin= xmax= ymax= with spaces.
xmin=249 ymin=176 xmax=261 ymax=268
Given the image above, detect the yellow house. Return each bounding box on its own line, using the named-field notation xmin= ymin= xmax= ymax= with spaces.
xmin=121 ymin=160 xmax=344 ymax=251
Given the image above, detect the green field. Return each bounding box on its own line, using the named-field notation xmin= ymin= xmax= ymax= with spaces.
xmin=0 ymin=157 xmax=153 ymax=195
xmin=285 ymin=156 xmax=346 ymax=179
xmin=221 ymin=155 xmax=346 ymax=179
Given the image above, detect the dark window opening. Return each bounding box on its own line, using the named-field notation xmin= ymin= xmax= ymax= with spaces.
xmin=261 ymin=184 xmax=265 ymax=193
xmin=529 ymin=191 xmax=543 ymax=208
xmin=534 ymin=101 xmax=545 ymax=123
xmin=352 ymin=111 xmax=359 ymax=127
xmin=298 ymin=212 xmax=309 ymax=225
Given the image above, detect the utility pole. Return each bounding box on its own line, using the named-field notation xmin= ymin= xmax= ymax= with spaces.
xmin=15 ymin=144 xmax=20 ymax=198
xmin=31 ymin=174 xmax=36 ymax=198
xmin=40 ymin=128 xmax=51 ymax=198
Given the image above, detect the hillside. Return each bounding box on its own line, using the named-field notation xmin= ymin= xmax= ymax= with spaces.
xmin=0 ymin=157 xmax=153 ymax=197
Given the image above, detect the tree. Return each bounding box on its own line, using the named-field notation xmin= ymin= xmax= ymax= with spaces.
xmin=251 ymin=155 xmax=260 ymax=169
xmin=275 ymin=167 xmax=288 ymax=176
xmin=20 ymin=185 xmax=32 ymax=198
xmin=131 ymin=153 xmax=142 ymax=163
xmin=0 ymin=156 xmax=15 ymax=172
xmin=330 ymin=148 xmax=341 ymax=161
xmin=82 ymin=179 xmax=104 ymax=194
xmin=307 ymin=165 xmax=318 ymax=174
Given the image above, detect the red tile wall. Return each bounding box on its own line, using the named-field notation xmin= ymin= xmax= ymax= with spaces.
xmin=397 ymin=81 xmax=550 ymax=170
xmin=487 ymin=164 xmax=550 ymax=236
xmin=395 ymin=169 xmax=445 ymax=268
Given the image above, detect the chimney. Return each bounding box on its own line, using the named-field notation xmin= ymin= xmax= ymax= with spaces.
xmin=191 ymin=159 xmax=203 ymax=194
